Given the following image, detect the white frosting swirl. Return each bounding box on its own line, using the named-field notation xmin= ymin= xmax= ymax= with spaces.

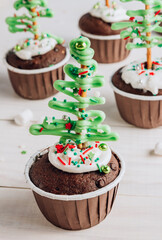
xmin=48 ymin=141 xmax=112 ymax=173
xmin=90 ymin=2 xmax=129 ymax=23
xmin=121 ymin=58 xmax=162 ymax=95
xmin=15 ymin=38 xmax=57 ymax=60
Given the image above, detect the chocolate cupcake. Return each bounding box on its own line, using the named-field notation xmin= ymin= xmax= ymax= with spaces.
xmin=79 ymin=1 xmax=131 ymax=63
xmin=5 ymin=0 xmax=70 ymax=100
xmin=111 ymin=0 xmax=162 ymax=128
xmin=25 ymin=36 xmax=125 ymax=230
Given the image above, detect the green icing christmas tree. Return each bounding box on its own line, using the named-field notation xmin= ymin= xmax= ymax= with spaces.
xmin=30 ymin=36 xmax=118 ymax=149
xmin=112 ymin=0 xmax=162 ymax=69
xmin=6 ymin=0 xmax=63 ymax=43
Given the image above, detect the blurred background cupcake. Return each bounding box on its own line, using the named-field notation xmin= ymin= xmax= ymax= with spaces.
xmin=79 ymin=0 xmax=131 ymax=63
xmin=5 ymin=0 xmax=70 ymax=100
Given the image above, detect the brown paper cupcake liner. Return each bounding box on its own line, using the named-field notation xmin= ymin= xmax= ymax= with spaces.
xmin=25 ymin=148 xmax=125 ymax=230
xmin=33 ymin=184 xmax=119 ymax=230
xmin=4 ymin=48 xmax=70 ymax=100
xmin=111 ymin=81 xmax=162 ymax=128
xmin=80 ymin=29 xmax=131 ymax=63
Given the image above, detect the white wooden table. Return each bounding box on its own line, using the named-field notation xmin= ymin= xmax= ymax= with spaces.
xmin=0 ymin=0 xmax=162 ymax=239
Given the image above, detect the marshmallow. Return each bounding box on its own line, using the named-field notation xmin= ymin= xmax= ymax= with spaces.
xmin=154 ymin=142 xmax=162 ymax=156
xmin=14 ymin=109 xmax=33 ymax=126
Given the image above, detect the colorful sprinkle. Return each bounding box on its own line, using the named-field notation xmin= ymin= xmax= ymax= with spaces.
xmin=57 ymin=157 xmax=66 ymax=165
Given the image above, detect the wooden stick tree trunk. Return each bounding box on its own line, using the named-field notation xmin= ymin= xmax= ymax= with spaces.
xmin=77 ymin=64 xmax=88 ymax=149
xmin=105 ymin=0 xmax=110 ymax=7
xmin=145 ymin=5 xmax=152 ymax=69
xmin=31 ymin=8 xmax=39 ymax=40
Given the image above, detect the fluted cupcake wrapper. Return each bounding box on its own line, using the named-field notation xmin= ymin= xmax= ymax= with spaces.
xmin=80 ymin=30 xmax=131 ymax=63
xmin=4 ymin=49 xmax=70 ymax=100
xmin=33 ymin=184 xmax=119 ymax=230
xmin=25 ymin=148 xmax=125 ymax=230
xmin=111 ymin=81 xmax=162 ymax=128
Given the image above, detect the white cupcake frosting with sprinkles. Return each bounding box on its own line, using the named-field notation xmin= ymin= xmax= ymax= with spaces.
xmin=121 ymin=58 xmax=162 ymax=95
xmin=48 ymin=140 xmax=112 ymax=173
xmin=90 ymin=2 xmax=129 ymax=23
xmin=15 ymin=37 xmax=57 ymax=60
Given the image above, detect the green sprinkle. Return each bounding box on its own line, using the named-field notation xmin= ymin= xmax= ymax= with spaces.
xmin=64 ymin=152 xmax=67 ymax=155
xmin=52 ymin=117 xmax=55 ymax=120
xmin=88 ymin=88 xmax=91 ymax=91
xmin=83 ymin=90 xmax=86 ymax=92
xmin=85 ymin=114 xmax=88 ymax=117
xmin=82 ymin=110 xmax=85 ymax=113
xmin=74 ymin=161 xmax=77 ymax=165
xmin=62 ymin=87 xmax=66 ymax=90
xmin=64 ymin=99 xmax=67 ymax=102
xmin=96 ymin=163 xmax=102 ymax=173
xmin=54 ymin=122 xmax=58 ymax=126
xmin=71 ymin=148 xmax=74 ymax=151
xmin=87 ymin=134 xmax=91 ymax=137
xmin=77 ymin=165 xmax=80 ymax=168
xmin=74 ymin=152 xmax=77 ymax=155
xmin=87 ymin=128 xmax=91 ymax=132
xmin=90 ymin=98 xmax=98 ymax=103
xmin=55 ymin=151 xmax=57 ymax=154
xmin=21 ymin=150 xmax=27 ymax=155
xmin=95 ymin=158 xmax=99 ymax=162
xmin=53 ymin=97 xmax=57 ymax=101
xmin=49 ymin=64 xmax=54 ymax=67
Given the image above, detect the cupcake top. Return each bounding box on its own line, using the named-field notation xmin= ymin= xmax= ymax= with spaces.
xmin=6 ymin=0 xmax=64 ymax=61
xmin=30 ymin=36 xmax=119 ymax=174
xmin=90 ymin=1 xmax=129 ymax=23
xmin=111 ymin=0 xmax=162 ymax=94
xmin=121 ymin=59 xmax=162 ymax=95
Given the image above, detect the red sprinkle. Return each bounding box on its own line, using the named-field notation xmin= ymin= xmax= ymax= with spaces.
xmin=39 ymin=127 xmax=44 ymax=132
xmin=78 ymin=71 xmax=88 ymax=76
xmin=124 ymin=36 xmax=130 ymax=40
xmin=57 ymin=157 xmax=66 ymax=165
xmin=78 ymin=88 xmax=82 ymax=96
xmin=138 ymin=30 xmax=141 ymax=36
xmin=37 ymin=11 xmax=40 ymax=16
xmin=155 ymin=10 xmax=160 ymax=16
xmin=90 ymin=163 xmax=92 ymax=165
xmin=68 ymin=157 xmax=71 ymax=165
xmin=95 ymin=141 xmax=100 ymax=143
xmin=129 ymin=17 xmax=135 ymax=21
xmin=86 ymin=156 xmax=88 ymax=159
xmin=80 ymin=155 xmax=85 ymax=164
xmin=24 ymin=29 xmax=27 ymax=32
xmin=95 ymin=144 xmax=98 ymax=148
xmin=83 ymin=146 xmax=93 ymax=155
xmin=137 ymin=22 xmax=142 ymax=24
xmin=138 ymin=71 xmax=145 ymax=75
xmin=149 ymin=72 xmax=155 ymax=76
xmin=152 ymin=61 xmax=162 ymax=66
xmin=14 ymin=14 xmax=17 ymax=17
xmin=21 ymin=19 xmax=24 ymax=23
xmin=27 ymin=25 xmax=32 ymax=29
xmin=141 ymin=63 xmax=144 ymax=70
xmin=68 ymin=145 xmax=75 ymax=149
